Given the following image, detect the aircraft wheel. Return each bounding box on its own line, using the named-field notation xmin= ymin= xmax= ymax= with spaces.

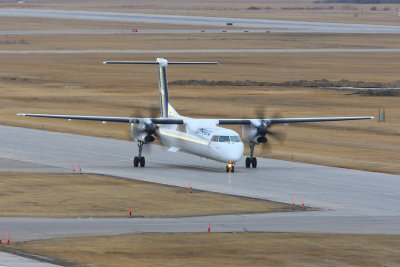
xmin=139 ymin=157 xmax=145 ymax=167
xmin=245 ymin=157 xmax=251 ymax=168
xmin=133 ymin=156 xmax=139 ymax=167
xmin=231 ymin=166 xmax=235 ymax=173
xmin=226 ymin=166 xmax=229 ymax=172
xmin=251 ymin=157 xmax=257 ymax=168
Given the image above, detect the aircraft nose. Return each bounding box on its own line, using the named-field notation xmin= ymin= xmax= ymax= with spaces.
xmin=225 ymin=142 xmax=244 ymax=162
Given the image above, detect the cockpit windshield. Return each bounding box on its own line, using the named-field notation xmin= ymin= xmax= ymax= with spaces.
xmin=230 ymin=136 xmax=240 ymax=142
xmin=211 ymin=135 xmax=241 ymax=143
xmin=219 ymin=136 xmax=230 ymax=142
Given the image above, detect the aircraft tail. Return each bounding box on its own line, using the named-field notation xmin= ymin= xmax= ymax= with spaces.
xmin=168 ymin=103 xmax=180 ymax=118
xmin=103 ymin=58 xmax=218 ymax=118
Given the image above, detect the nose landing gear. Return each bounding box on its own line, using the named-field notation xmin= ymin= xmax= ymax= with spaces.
xmin=226 ymin=162 xmax=235 ymax=173
xmin=133 ymin=141 xmax=146 ymax=168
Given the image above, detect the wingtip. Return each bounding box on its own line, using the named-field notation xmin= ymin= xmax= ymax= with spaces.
xmin=17 ymin=113 xmax=25 ymax=116
xmin=371 ymin=116 xmax=375 ymax=119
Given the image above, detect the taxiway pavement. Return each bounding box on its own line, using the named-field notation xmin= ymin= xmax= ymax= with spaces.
xmin=1 ymin=9 xmax=400 ymax=34
xmin=0 ymin=251 xmax=60 ymax=267
xmin=0 ymin=125 xmax=399 ymax=240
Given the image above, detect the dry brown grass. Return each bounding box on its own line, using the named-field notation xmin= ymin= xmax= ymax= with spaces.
xmin=8 ymin=232 xmax=400 ymax=266
xmin=1 ymin=32 xmax=400 ymax=51
xmin=0 ymin=173 xmax=289 ymax=218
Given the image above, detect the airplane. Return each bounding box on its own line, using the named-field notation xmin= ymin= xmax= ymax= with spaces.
xmin=18 ymin=58 xmax=374 ymax=172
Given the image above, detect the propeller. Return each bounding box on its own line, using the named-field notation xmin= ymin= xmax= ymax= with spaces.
xmin=144 ymin=106 xmax=160 ymax=142
xmin=254 ymin=106 xmax=286 ymax=146
xmin=127 ymin=106 xmax=160 ymax=143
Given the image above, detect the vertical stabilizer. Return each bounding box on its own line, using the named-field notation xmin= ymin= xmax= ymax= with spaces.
xmin=103 ymin=59 xmax=218 ymax=119
xmin=156 ymin=58 xmax=169 ymax=118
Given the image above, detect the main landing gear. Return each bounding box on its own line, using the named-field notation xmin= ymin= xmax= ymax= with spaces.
xmin=245 ymin=141 xmax=257 ymax=168
xmin=133 ymin=141 xmax=145 ymax=168
xmin=226 ymin=162 xmax=235 ymax=173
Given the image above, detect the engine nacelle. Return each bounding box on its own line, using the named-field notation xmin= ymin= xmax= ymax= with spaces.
xmin=131 ymin=121 xmax=156 ymax=143
xmin=242 ymin=123 xmax=268 ymax=144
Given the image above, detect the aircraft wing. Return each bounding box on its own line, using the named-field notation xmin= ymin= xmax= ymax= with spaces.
xmin=17 ymin=113 xmax=374 ymax=125
xmin=218 ymin=116 xmax=375 ymax=125
xmin=16 ymin=113 xmax=184 ymax=124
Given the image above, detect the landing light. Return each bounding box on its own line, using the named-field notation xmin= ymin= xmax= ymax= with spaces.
xmin=228 ymin=163 xmax=232 ymax=168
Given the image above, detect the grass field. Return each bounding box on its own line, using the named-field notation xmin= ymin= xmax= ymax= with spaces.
xmin=7 ymin=232 xmax=400 ymax=266
xmin=0 ymin=173 xmax=290 ymax=218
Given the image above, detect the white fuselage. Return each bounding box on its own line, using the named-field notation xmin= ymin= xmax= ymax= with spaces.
xmin=157 ymin=118 xmax=243 ymax=163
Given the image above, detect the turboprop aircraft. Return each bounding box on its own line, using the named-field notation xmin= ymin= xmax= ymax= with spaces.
xmin=18 ymin=58 xmax=374 ymax=172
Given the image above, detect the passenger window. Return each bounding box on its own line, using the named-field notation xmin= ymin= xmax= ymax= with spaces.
xmin=219 ymin=136 xmax=230 ymax=142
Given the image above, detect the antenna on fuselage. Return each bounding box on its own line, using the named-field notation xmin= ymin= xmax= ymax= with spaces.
xmin=103 ymin=58 xmax=218 ymax=118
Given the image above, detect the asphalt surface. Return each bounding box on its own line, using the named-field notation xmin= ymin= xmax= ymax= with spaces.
xmin=0 ymin=251 xmax=60 ymax=267
xmin=0 ymin=29 xmax=275 ymax=34
xmin=2 ymin=49 xmax=400 ymax=54
xmin=1 ymin=9 xmax=400 ymax=34
xmin=0 ymin=125 xmax=399 ymax=241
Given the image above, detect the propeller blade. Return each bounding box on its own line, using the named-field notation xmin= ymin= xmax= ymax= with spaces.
xmin=255 ymin=105 xmax=266 ymax=119
xmin=272 ymin=111 xmax=283 ymax=119
xmin=142 ymin=142 xmax=152 ymax=154
xmin=268 ymin=129 xmax=286 ymax=144
xmin=261 ymin=139 xmax=273 ymax=153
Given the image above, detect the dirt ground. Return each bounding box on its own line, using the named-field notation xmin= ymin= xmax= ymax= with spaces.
xmin=7 ymin=232 xmax=400 ymax=266
xmin=0 ymin=173 xmax=290 ymax=218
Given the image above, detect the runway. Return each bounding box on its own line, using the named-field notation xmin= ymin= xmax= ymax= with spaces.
xmin=0 ymin=125 xmax=399 ymax=241
xmin=0 ymin=29 xmax=283 ymax=34
xmin=1 ymin=9 xmax=400 ymax=34
xmin=1 ymin=49 xmax=400 ymax=54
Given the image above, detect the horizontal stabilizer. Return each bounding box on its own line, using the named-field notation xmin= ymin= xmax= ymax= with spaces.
xmin=103 ymin=61 xmax=218 ymax=65
xmin=103 ymin=57 xmax=218 ymax=67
